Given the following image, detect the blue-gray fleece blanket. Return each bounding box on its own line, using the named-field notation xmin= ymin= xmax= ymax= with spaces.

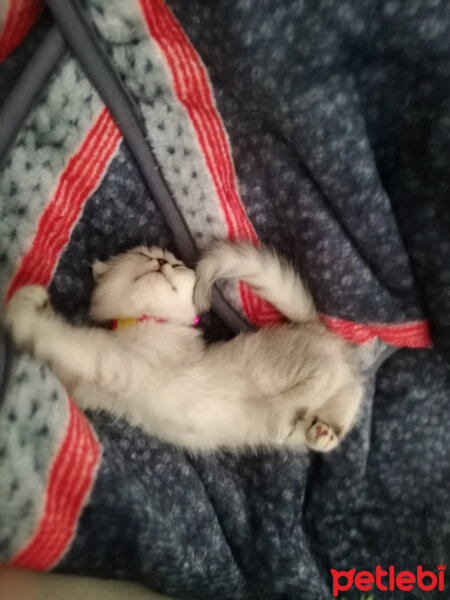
xmin=0 ymin=1 xmax=449 ymax=598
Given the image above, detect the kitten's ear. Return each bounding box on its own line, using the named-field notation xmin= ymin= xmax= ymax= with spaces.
xmin=92 ymin=259 xmax=110 ymax=282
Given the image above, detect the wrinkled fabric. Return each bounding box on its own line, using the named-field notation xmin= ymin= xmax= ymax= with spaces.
xmin=0 ymin=2 xmax=449 ymax=599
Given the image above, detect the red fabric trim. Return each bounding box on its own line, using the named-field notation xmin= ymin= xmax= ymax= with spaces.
xmin=138 ymin=0 xmax=431 ymax=349
xmin=5 ymin=106 xmax=119 ymax=569
xmin=139 ymin=0 xmax=278 ymax=326
xmin=0 ymin=0 xmax=43 ymax=63
xmin=9 ymin=400 xmax=101 ymax=570
xmin=6 ymin=107 xmax=121 ymax=302
xmin=320 ymin=315 xmax=432 ymax=348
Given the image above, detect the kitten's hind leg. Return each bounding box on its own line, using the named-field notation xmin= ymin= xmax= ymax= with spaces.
xmin=305 ymin=382 xmax=363 ymax=452
xmin=5 ymin=285 xmax=144 ymax=402
xmin=304 ymin=418 xmax=340 ymax=452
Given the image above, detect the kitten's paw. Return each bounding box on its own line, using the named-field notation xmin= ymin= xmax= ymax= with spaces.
xmin=305 ymin=417 xmax=339 ymax=452
xmin=5 ymin=285 xmax=51 ymax=350
xmin=9 ymin=285 xmax=49 ymax=311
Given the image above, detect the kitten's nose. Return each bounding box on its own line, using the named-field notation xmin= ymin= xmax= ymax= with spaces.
xmin=156 ymin=258 xmax=167 ymax=268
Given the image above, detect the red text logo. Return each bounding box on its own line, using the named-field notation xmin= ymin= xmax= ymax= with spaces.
xmin=330 ymin=564 xmax=446 ymax=597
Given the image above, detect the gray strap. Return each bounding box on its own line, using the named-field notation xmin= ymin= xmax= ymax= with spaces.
xmin=45 ymin=0 xmax=252 ymax=334
xmin=0 ymin=327 xmax=13 ymax=411
xmin=0 ymin=25 xmax=66 ymax=161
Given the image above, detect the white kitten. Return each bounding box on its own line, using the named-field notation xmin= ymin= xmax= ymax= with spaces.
xmin=4 ymin=242 xmax=363 ymax=453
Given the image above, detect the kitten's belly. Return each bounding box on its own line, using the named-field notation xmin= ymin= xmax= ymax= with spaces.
xmin=70 ymin=382 xmax=116 ymax=413
xmin=69 ymin=372 xmax=265 ymax=450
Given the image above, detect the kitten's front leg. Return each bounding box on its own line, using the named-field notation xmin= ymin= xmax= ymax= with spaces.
xmin=5 ymin=285 xmax=143 ymax=401
xmin=4 ymin=285 xmax=52 ymax=350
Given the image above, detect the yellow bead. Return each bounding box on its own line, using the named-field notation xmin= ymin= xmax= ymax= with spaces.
xmin=115 ymin=317 xmax=138 ymax=330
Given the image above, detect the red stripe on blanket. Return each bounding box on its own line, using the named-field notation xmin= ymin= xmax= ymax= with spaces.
xmin=9 ymin=400 xmax=101 ymax=570
xmin=0 ymin=0 xmax=43 ymax=62
xmin=138 ymin=0 xmax=431 ymax=348
xmin=5 ymin=108 xmax=116 ymax=568
xmin=320 ymin=315 xmax=432 ymax=348
xmin=141 ymin=0 xmax=251 ymax=238
xmin=6 ymin=108 xmax=121 ymax=302
xmin=139 ymin=0 xmax=277 ymax=326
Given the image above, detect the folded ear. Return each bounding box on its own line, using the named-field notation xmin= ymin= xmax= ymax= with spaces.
xmin=92 ymin=259 xmax=110 ymax=282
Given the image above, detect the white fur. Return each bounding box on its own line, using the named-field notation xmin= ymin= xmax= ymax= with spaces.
xmin=194 ymin=240 xmax=317 ymax=322
xmin=5 ymin=243 xmax=363 ymax=453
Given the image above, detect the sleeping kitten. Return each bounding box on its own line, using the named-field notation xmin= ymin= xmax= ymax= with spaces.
xmin=4 ymin=242 xmax=363 ymax=452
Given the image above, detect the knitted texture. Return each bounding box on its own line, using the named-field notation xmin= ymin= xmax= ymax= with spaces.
xmin=0 ymin=1 xmax=449 ymax=598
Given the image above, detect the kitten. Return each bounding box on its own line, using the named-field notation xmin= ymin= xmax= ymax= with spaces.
xmin=4 ymin=242 xmax=363 ymax=452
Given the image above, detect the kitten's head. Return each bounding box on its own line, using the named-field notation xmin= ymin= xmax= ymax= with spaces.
xmin=90 ymin=247 xmax=197 ymax=325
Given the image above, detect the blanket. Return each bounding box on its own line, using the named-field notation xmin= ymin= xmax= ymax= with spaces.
xmin=0 ymin=1 xmax=449 ymax=598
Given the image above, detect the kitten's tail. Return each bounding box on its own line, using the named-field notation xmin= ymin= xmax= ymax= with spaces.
xmin=194 ymin=241 xmax=317 ymax=323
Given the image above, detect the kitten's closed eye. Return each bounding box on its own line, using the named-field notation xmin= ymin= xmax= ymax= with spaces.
xmin=133 ymin=251 xmax=152 ymax=260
